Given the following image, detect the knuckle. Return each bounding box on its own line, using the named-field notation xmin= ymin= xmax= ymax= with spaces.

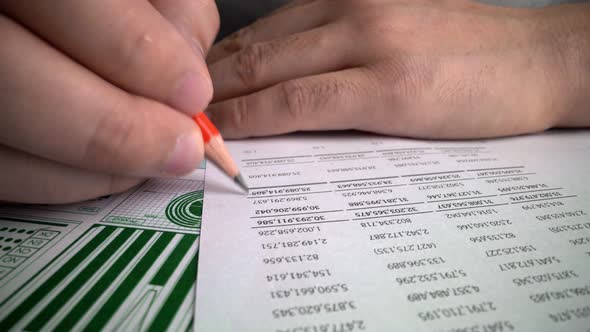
xmin=115 ymin=25 xmax=178 ymax=86
xmin=233 ymin=43 xmax=266 ymax=88
xmin=345 ymin=8 xmax=404 ymax=39
xmin=280 ymin=81 xmax=309 ymax=121
xmin=117 ymin=25 xmax=155 ymax=73
xmin=232 ymin=22 xmax=253 ymax=43
xmin=378 ymin=58 xmax=427 ymax=100
xmin=280 ymin=77 xmax=354 ymax=123
xmin=195 ymin=0 xmax=221 ymax=44
xmin=206 ymin=0 xmax=221 ymax=33
xmin=318 ymin=77 xmax=351 ymax=101
xmin=230 ymin=97 xmax=251 ymax=130
xmin=222 ymin=26 xmax=250 ymax=54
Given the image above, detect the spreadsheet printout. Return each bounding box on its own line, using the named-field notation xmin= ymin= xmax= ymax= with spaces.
xmin=195 ymin=131 xmax=590 ymax=332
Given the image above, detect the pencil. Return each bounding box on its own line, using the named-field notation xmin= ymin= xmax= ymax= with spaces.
xmin=193 ymin=112 xmax=249 ymax=192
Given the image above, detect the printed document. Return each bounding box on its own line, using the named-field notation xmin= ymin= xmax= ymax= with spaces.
xmin=195 ymin=131 xmax=590 ymax=332
xmin=0 ymin=166 xmax=206 ymax=331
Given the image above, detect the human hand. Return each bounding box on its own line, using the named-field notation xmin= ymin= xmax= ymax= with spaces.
xmin=0 ymin=0 xmax=219 ymax=203
xmin=206 ymin=0 xmax=588 ymax=139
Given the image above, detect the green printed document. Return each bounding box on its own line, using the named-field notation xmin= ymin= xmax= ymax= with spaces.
xmin=0 ymin=165 xmax=206 ymax=331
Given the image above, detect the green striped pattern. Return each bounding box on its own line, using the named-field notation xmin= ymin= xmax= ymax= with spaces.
xmin=147 ymin=254 xmax=197 ymax=331
xmin=0 ymin=225 xmax=198 ymax=332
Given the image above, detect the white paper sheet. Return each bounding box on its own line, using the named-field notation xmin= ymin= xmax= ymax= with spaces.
xmin=195 ymin=131 xmax=590 ymax=332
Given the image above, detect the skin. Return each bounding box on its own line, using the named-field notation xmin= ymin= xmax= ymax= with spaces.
xmin=2 ymin=0 xmax=589 ymax=204
xmin=206 ymin=0 xmax=590 ymax=139
xmin=0 ymin=0 xmax=219 ymax=203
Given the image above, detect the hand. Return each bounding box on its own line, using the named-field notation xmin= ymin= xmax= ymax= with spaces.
xmin=0 ymin=0 xmax=219 ymax=203
xmin=206 ymin=0 xmax=589 ymax=139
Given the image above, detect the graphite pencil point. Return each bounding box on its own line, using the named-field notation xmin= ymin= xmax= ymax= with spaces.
xmin=234 ymin=173 xmax=249 ymax=193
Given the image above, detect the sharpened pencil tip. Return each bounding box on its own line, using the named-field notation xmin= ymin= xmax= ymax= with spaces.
xmin=234 ymin=173 xmax=249 ymax=193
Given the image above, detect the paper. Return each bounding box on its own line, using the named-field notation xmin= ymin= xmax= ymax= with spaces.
xmin=195 ymin=131 xmax=590 ymax=332
xmin=0 ymin=165 xmax=207 ymax=331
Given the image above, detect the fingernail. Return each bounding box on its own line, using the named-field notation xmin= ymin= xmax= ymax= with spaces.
xmin=170 ymin=72 xmax=213 ymax=116
xmin=161 ymin=131 xmax=203 ymax=177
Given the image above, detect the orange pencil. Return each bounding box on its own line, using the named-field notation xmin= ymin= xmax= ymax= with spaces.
xmin=193 ymin=112 xmax=249 ymax=192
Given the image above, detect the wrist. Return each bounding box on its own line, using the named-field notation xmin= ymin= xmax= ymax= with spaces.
xmin=535 ymin=4 xmax=590 ymax=128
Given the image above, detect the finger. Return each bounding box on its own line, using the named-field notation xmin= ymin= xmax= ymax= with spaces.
xmin=0 ymin=16 xmax=203 ymax=178
xmin=1 ymin=0 xmax=212 ymax=115
xmin=0 ymin=145 xmax=143 ymax=205
xmin=210 ymin=23 xmax=358 ymax=102
xmin=207 ymin=68 xmax=373 ymax=138
xmin=269 ymin=0 xmax=317 ymax=15
xmin=207 ymin=0 xmax=328 ymax=63
xmin=150 ymin=0 xmax=220 ymax=55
